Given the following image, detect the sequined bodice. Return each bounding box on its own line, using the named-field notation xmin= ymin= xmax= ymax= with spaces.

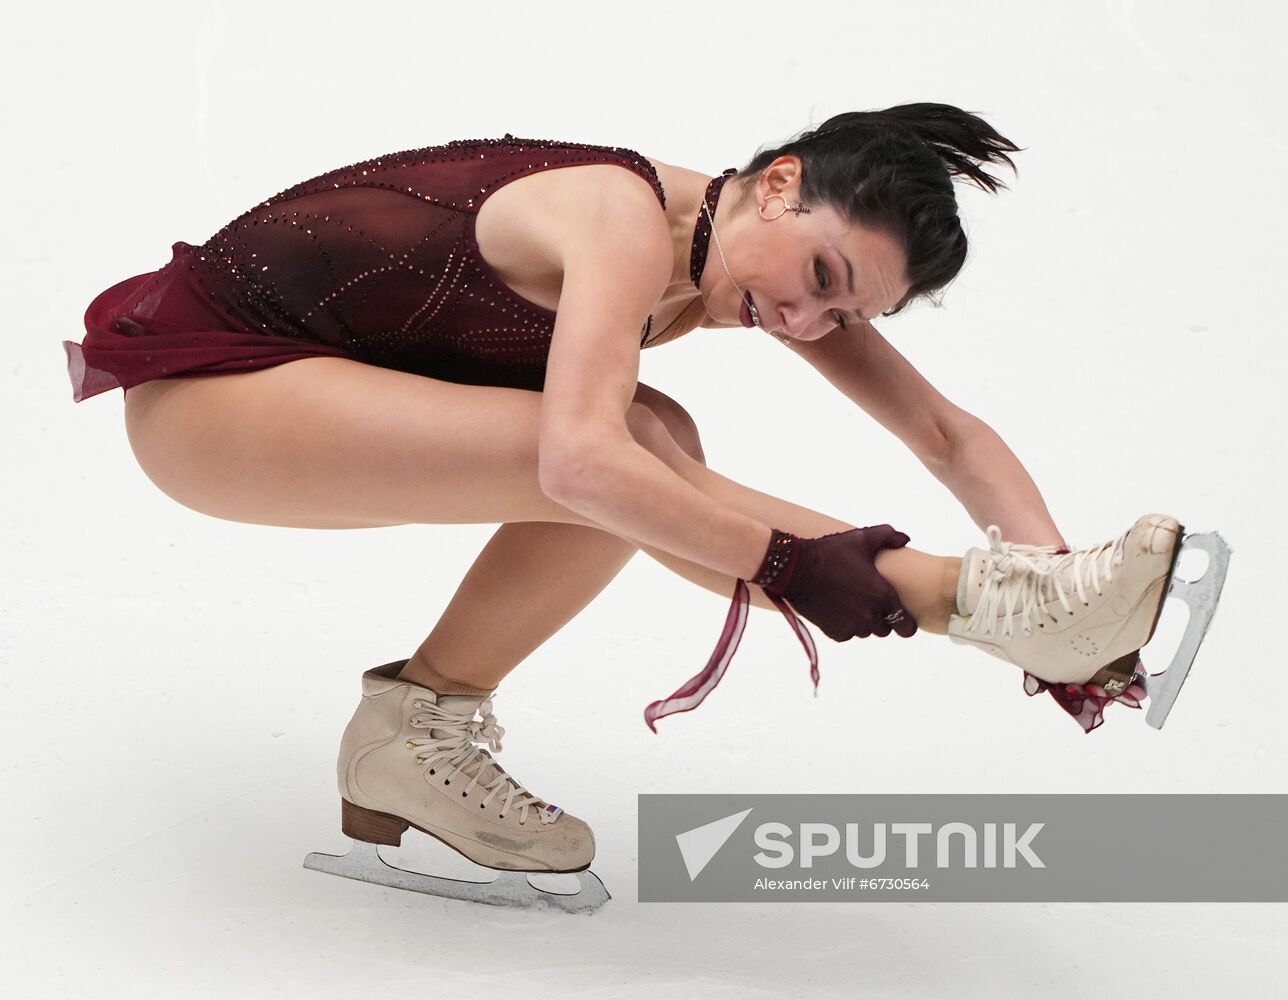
xmin=188 ymin=134 xmax=669 ymax=391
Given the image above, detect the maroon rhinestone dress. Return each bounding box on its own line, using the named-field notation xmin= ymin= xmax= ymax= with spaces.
xmin=64 ymin=134 xmax=807 ymax=729
xmin=63 ymin=134 xmax=669 ymax=401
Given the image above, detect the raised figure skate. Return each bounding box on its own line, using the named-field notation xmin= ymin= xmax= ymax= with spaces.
xmin=303 ymin=660 xmax=609 ymax=914
xmin=948 ymin=513 xmax=1231 ymax=732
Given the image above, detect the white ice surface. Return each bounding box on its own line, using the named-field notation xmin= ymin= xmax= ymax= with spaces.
xmin=3 ymin=0 xmax=1286 ymax=996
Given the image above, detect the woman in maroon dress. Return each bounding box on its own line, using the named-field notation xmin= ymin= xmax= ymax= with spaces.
xmin=64 ymin=104 xmax=1165 ymax=907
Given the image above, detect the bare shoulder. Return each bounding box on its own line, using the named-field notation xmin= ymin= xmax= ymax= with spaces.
xmin=473 ymin=160 xmax=672 ymax=316
xmin=554 ymin=168 xmax=673 ymax=315
xmin=479 ymin=162 xmax=669 ymax=266
xmin=549 ymin=164 xmax=671 ymax=264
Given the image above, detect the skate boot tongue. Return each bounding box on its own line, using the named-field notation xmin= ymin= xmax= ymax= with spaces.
xmin=433 ymin=693 xmax=488 ymax=726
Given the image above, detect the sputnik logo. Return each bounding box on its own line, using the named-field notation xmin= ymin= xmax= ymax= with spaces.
xmin=675 ymin=808 xmax=754 ymax=881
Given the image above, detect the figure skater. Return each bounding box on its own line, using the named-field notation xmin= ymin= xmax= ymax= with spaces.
xmin=64 ymin=104 xmax=1222 ymax=910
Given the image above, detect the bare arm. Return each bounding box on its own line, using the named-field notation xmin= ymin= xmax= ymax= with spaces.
xmin=537 ymin=170 xmax=774 ymax=580
xmin=550 ymin=436 xmax=775 ymax=580
xmin=789 ymin=319 xmax=1067 ymax=547
xmin=935 ymin=416 xmax=1068 ymax=548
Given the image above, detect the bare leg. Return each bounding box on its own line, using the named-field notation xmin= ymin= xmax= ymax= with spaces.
xmin=402 ymin=462 xmax=960 ymax=693
xmin=121 ymin=359 xmax=958 ymax=695
xmin=401 ymin=521 xmax=640 ymax=692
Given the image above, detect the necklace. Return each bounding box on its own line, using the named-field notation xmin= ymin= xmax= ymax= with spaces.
xmin=702 ymin=195 xmax=792 ymax=345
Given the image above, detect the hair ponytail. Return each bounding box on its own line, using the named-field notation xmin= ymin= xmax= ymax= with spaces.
xmin=734 ymin=103 xmax=1024 ymax=314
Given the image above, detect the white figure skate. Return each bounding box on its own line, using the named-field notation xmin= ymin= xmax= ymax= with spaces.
xmin=948 ymin=514 xmax=1230 ymax=729
xmin=303 ymin=660 xmax=609 ymax=914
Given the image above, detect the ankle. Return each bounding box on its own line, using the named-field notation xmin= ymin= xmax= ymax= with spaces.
xmin=397 ymin=652 xmax=494 ymax=697
xmin=917 ymin=556 xmax=962 ymax=635
xmin=911 ymin=559 xmax=963 ymax=636
xmin=941 ymin=556 xmax=963 ymax=615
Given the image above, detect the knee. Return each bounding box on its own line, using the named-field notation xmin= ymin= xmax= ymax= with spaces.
xmin=627 ymin=387 xmax=706 ymax=466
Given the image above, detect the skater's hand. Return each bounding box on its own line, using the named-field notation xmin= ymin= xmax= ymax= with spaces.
xmin=762 ymin=525 xmax=919 ymax=642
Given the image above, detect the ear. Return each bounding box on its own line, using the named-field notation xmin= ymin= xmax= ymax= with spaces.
xmin=759 ymin=155 xmax=805 ymax=203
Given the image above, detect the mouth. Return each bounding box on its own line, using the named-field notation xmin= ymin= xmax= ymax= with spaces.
xmin=739 ymin=290 xmax=763 ymax=329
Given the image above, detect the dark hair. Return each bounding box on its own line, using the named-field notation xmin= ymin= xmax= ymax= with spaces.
xmin=731 ymin=103 xmax=1023 ymax=316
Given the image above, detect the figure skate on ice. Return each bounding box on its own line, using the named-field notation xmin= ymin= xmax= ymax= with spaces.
xmin=948 ymin=514 xmax=1230 ymax=732
xmin=303 ymin=660 xmax=609 ymax=914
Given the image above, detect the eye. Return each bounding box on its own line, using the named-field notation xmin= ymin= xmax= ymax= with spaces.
xmin=815 ymin=258 xmax=847 ymax=330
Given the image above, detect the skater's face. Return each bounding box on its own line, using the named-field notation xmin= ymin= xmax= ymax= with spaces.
xmin=707 ymin=155 xmax=911 ymax=342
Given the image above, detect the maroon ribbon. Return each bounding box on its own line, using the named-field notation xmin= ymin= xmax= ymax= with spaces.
xmin=644 ymin=579 xmax=819 ymax=732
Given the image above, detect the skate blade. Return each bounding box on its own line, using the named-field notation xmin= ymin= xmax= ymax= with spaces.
xmin=1144 ymin=530 xmax=1232 ymax=729
xmin=303 ymin=841 xmax=610 ymax=914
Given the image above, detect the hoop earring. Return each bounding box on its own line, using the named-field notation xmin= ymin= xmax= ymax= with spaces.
xmin=759 ymin=194 xmax=811 ymax=220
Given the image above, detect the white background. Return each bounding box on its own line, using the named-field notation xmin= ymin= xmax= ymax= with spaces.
xmin=3 ymin=0 xmax=1285 ymax=996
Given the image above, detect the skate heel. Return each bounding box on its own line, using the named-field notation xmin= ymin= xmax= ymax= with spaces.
xmin=1088 ymin=650 xmax=1141 ymax=695
xmin=341 ymin=798 xmax=409 ymax=846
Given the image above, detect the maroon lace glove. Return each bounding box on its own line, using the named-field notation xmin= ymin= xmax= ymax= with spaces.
xmin=754 ymin=526 xmax=919 ymax=640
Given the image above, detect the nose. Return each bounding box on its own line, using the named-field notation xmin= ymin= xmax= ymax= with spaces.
xmin=780 ymin=302 xmax=833 ymax=338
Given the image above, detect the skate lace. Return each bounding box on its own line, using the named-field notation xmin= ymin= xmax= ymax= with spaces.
xmin=963 ymin=524 xmax=1129 ymax=640
xmin=406 ymin=696 xmax=555 ymax=826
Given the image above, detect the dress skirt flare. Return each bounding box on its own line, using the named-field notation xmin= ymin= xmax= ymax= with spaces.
xmin=64 ymin=240 xmax=357 ymax=403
